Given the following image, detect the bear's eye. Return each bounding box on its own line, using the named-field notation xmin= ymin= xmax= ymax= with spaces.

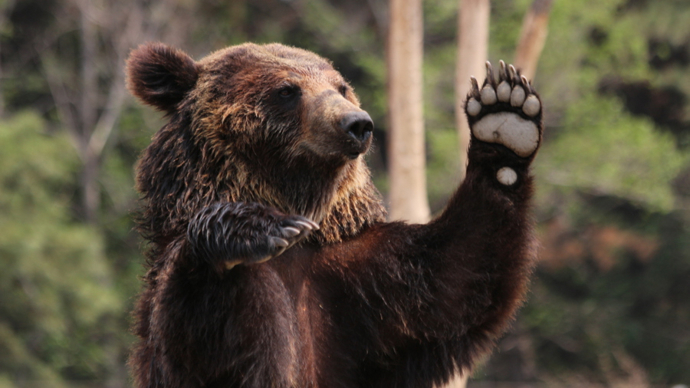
xmin=338 ymin=85 xmax=349 ymax=97
xmin=278 ymin=85 xmax=299 ymax=99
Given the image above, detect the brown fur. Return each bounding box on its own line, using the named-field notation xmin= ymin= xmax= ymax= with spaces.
xmin=126 ymin=42 xmax=539 ymax=388
xmin=131 ymin=43 xmax=385 ymax=248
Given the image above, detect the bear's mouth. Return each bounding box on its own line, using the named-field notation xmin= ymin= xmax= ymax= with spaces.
xmin=340 ymin=111 xmax=373 ymax=160
xmin=344 ymin=134 xmax=372 ymax=160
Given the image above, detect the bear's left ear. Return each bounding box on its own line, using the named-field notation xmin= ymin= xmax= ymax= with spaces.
xmin=126 ymin=42 xmax=199 ymax=113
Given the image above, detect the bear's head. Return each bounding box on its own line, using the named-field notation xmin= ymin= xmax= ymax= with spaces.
xmin=127 ymin=43 xmax=386 ymax=246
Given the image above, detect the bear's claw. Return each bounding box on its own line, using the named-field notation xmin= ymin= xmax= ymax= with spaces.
xmin=187 ymin=202 xmax=319 ymax=270
xmin=250 ymin=214 xmax=318 ymax=265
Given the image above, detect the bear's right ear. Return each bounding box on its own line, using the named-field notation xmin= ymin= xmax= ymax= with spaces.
xmin=126 ymin=43 xmax=199 ymax=113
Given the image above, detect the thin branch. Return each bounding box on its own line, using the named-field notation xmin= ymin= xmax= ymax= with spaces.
xmin=365 ymin=0 xmax=388 ymax=40
xmin=88 ymin=70 xmax=126 ymax=157
xmin=40 ymin=52 xmax=85 ymax=161
xmin=78 ymin=0 xmax=98 ymax=138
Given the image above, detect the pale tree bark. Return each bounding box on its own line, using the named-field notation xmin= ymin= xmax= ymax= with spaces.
xmin=387 ymin=0 xmax=430 ymax=223
xmin=455 ymin=0 xmax=490 ymax=184
xmin=514 ymin=0 xmax=553 ymax=80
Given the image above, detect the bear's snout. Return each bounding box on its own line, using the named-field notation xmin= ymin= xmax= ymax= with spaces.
xmin=339 ymin=111 xmax=373 ymax=158
xmin=300 ymin=88 xmax=374 ymax=160
xmin=339 ymin=111 xmax=373 ymax=143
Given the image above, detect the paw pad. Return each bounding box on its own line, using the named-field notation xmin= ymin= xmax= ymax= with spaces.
xmin=497 ymin=81 xmax=511 ymax=102
xmin=522 ymin=95 xmax=540 ymax=117
xmin=465 ymin=61 xmax=542 ymax=158
xmin=496 ymin=167 xmax=517 ymax=186
xmin=480 ymin=85 xmax=497 ymax=105
xmin=510 ymin=86 xmax=526 ymax=107
xmin=467 ymin=98 xmax=482 ymax=116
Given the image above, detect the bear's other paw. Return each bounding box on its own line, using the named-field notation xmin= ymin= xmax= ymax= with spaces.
xmin=465 ymin=61 xmax=543 ymax=159
xmin=187 ymin=202 xmax=318 ymax=271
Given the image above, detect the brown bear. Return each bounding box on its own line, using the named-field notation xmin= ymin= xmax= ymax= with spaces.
xmin=126 ymin=42 xmax=542 ymax=388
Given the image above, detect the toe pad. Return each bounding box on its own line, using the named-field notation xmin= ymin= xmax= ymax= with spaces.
xmin=472 ymin=112 xmax=540 ymax=157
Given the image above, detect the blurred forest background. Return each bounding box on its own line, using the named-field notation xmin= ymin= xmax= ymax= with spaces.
xmin=0 ymin=0 xmax=689 ymax=387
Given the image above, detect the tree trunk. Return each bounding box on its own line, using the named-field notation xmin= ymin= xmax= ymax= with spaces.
xmin=514 ymin=0 xmax=553 ymax=80
xmin=387 ymin=0 xmax=430 ymax=223
xmin=455 ymin=0 xmax=490 ymax=184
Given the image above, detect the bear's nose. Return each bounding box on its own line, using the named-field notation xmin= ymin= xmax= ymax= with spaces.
xmin=340 ymin=111 xmax=374 ymax=143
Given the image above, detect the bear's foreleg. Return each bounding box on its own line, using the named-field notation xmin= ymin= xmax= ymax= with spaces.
xmin=317 ymin=62 xmax=542 ymax=384
xmin=421 ymin=60 xmax=542 ymax=343
xmin=187 ymin=201 xmax=318 ymax=271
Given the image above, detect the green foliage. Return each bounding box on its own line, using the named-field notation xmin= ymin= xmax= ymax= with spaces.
xmin=521 ymin=207 xmax=690 ymax=384
xmin=0 ymin=112 xmax=121 ymax=385
xmin=535 ymin=0 xmax=650 ymax=113
xmin=1 ymin=0 xmax=690 ymax=385
xmin=536 ymin=94 xmax=688 ymax=211
xmin=499 ymin=0 xmax=690 ymax=383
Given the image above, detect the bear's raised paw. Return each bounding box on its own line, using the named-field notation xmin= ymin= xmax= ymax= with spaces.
xmin=466 ymin=61 xmax=542 ymax=160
